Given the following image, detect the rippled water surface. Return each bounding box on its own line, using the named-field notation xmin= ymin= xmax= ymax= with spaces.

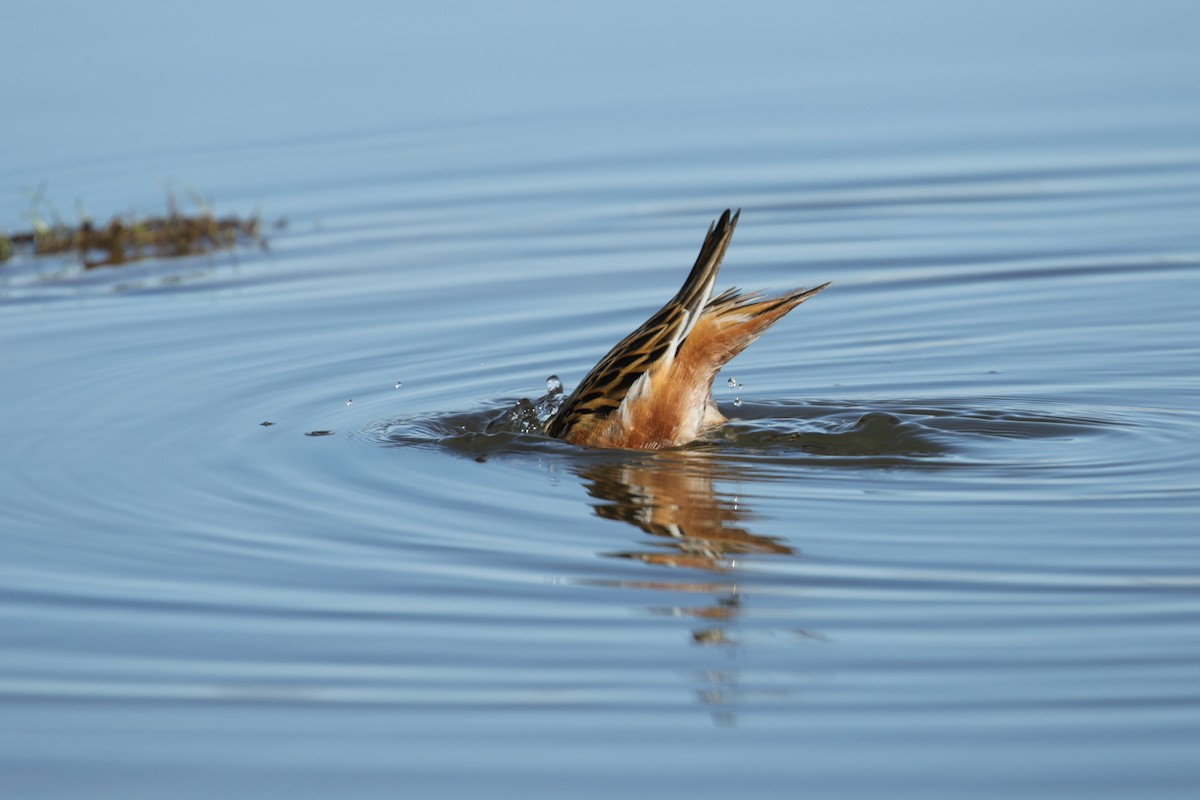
xmin=3 ymin=3 xmax=1200 ymax=798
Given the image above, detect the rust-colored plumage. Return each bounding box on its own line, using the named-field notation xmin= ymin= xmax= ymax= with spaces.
xmin=544 ymin=209 xmax=829 ymax=449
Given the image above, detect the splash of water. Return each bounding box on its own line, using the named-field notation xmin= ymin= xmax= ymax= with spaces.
xmin=488 ymin=375 xmax=566 ymax=435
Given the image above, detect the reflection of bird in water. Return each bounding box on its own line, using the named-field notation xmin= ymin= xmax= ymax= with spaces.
xmin=577 ymin=452 xmax=813 ymax=726
xmin=578 ymin=450 xmax=794 ymax=574
xmin=546 ymin=209 xmax=829 ymax=450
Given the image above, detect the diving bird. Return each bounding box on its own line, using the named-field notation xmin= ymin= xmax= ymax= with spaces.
xmin=544 ymin=209 xmax=829 ymax=449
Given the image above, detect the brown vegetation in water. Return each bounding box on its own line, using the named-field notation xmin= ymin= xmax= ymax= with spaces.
xmin=0 ymin=188 xmax=266 ymax=269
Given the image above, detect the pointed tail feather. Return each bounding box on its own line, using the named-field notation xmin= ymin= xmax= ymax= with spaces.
xmin=688 ymin=281 xmax=831 ymax=366
xmin=667 ymin=208 xmax=740 ymax=347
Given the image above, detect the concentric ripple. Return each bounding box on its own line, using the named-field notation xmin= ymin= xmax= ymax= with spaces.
xmin=356 ymin=393 xmax=1194 ymax=493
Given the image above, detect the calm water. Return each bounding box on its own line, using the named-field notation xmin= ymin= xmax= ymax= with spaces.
xmin=3 ymin=3 xmax=1200 ymax=798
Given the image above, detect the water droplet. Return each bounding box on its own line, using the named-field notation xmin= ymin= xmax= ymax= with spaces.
xmin=346 ymin=399 xmax=353 ymax=406
xmin=726 ymin=377 xmax=736 ymax=389
xmin=738 ymin=383 xmax=744 ymax=389
xmin=532 ymin=376 xmax=566 ymax=423
xmin=733 ymin=397 xmax=742 ymax=407
xmin=395 ymin=380 xmax=403 ymax=389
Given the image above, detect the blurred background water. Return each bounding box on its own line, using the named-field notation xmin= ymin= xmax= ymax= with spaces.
xmin=3 ymin=2 xmax=1199 ymax=798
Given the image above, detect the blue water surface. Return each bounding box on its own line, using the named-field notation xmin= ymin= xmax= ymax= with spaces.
xmin=3 ymin=2 xmax=1199 ymax=798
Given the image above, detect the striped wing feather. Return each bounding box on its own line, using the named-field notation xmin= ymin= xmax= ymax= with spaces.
xmin=545 ymin=209 xmax=740 ymax=440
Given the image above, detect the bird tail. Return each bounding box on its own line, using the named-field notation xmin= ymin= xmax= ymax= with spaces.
xmin=663 ymin=208 xmax=740 ymax=352
xmin=684 ymin=281 xmax=832 ymax=368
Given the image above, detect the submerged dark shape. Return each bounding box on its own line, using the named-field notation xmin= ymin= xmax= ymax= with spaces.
xmin=793 ymin=412 xmax=947 ymax=456
xmin=544 ymin=209 xmax=829 ymax=450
